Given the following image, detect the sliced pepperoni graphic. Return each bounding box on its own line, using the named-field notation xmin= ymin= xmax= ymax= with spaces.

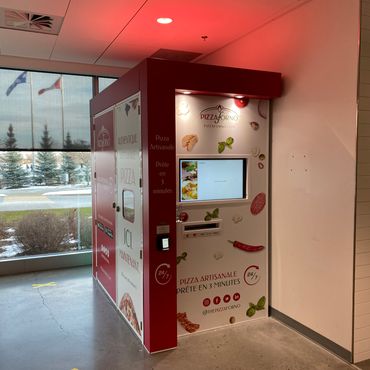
xmin=250 ymin=192 xmax=266 ymax=215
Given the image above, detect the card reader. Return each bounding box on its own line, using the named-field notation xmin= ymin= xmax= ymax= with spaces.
xmin=156 ymin=224 xmax=170 ymax=251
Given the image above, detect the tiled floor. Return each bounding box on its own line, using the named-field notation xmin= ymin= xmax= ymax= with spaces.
xmin=0 ymin=266 xmax=362 ymax=370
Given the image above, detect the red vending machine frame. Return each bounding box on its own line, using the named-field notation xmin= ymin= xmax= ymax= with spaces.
xmin=90 ymin=59 xmax=282 ymax=353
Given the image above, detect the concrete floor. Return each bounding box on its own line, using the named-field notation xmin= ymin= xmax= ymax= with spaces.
xmin=0 ymin=266 xmax=365 ymax=370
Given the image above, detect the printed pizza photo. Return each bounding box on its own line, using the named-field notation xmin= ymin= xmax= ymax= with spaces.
xmin=119 ymin=293 xmax=141 ymax=336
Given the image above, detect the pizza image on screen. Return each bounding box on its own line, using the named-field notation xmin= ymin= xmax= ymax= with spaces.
xmin=119 ymin=293 xmax=141 ymax=336
xmin=181 ymin=161 xmax=198 ymax=200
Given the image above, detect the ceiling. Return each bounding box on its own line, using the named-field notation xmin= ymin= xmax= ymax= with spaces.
xmin=0 ymin=0 xmax=309 ymax=69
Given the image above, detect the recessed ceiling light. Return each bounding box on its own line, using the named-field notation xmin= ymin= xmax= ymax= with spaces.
xmin=235 ymin=95 xmax=244 ymax=99
xmin=157 ymin=17 xmax=173 ymax=24
xmin=182 ymin=91 xmax=191 ymax=95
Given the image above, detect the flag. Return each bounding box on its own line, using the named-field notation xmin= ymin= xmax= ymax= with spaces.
xmin=6 ymin=71 xmax=27 ymax=96
xmin=38 ymin=77 xmax=62 ymax=95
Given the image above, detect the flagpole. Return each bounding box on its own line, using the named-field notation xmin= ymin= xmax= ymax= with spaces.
xmin=60 ymin=75 xmax=65 ymax=147
xmin=29 ymin=72 xmax=35 ymax=149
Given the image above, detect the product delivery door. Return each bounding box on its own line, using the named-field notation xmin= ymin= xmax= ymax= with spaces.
xmin=114 ymin=93 xmax=144 ymax=340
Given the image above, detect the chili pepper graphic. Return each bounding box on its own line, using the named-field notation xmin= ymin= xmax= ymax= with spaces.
xmin=228 ymin=240 xmax=264 ymax=252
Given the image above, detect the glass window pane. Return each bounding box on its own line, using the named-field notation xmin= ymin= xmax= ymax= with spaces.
xmin=32 ymin=72 xmax=64 ymax=149
xmin=0 ymin=151 xmax=92 ymax=260
xmin=0 ymin=70 xmax=32 ymax=149
xmin=0 ymin=69 xmax=92 ymax=150
xmin=62 ymin=75 xmax=92 ymax=150
xmin=99 ymin=77 xmax=117 ymax=93
xmin=122 ymin=189 xmax=135 ymax=223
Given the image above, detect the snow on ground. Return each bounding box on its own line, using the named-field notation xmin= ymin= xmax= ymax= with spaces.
xmin=0 ymin=229 xmax=21 ymax=258
xmin=43 ymin=189 xmax=91 ymax=196
xmin=0 ymin=238 xmax=23 ymax=258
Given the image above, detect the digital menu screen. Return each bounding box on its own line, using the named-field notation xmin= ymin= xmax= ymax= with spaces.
xmin=179 ymin=158 xmax=247 ymax=202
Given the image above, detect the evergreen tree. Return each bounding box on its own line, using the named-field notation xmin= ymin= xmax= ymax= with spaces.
xmin=61 ymin=153 xmax=77 ymax=184
xmin=64 ymin=131 xmax=73 ymax=150
xmin=39 ymin=124 xmax=53 ymax=149
xmin=6 ymin=123 xmax=16 ymax=149
xmin=34 ymin=125 xmax=60 ymax=185
xmin=0 ymin=124 xmax=28 ymax=188
xmin=61 ymin=132 xmax=77 ymax=184
xmin=69 ymin=152 xmax=91 ymax=185
xmin=81 ymin=162 xmax=91 ymax=185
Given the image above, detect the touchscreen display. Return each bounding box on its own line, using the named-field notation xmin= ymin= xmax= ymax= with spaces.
xmin=179 ymin=158 xmax=246 ymax=202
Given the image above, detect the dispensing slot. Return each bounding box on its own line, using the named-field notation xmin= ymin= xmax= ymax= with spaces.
xmin=184 ymin=223 xmax=219 ymax=231
xmin=181 ymin=219 xmax=222 ymax=238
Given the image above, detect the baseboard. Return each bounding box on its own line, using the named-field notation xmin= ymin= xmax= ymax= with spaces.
xmin=270 ymin=307 xmax=352 ymax=363
xmin=0 ymin=251 xmax=92 ymax=276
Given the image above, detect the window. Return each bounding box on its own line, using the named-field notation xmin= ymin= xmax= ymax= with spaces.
xmin=0 ymin=70 xmax=92 ymax=150
xmin=0 ymin=68 xmax=94 ymax=261
xmin=0 ymin=151 xmax=92 ymax=259
xmin=122 ymin=189 xmax=135 ymax=223
xmin=98 ymin=77 xmax=117 ymax=93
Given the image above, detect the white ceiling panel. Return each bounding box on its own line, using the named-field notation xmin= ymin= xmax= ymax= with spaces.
xmin=97 ymin=0 xmax=308 ymax=67
xmin=0 ymin=0 xmax=311 ymax=68
xmin=0 ymin=0 xmax=70 ymax=17
xmin=50 ymin=0 xmax=148 ymax=64
xmin=0 ymin=28 xmax=56 ymax=59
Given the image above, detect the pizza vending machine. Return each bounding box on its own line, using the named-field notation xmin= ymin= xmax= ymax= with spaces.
xmin=90 ymin=58 xmax=282 ymax=353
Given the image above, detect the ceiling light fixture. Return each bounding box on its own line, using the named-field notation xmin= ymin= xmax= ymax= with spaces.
xmin=182 ymin=91 xmax=191 ymax=95
xmin=157 ymin=17 xmax=173 ymax=24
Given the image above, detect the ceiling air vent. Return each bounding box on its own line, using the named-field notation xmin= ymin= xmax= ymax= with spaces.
xmin=0 ymin=7 xmax=63 ymax=35
xmin=150 ymin=49 xmax=202 ymax=63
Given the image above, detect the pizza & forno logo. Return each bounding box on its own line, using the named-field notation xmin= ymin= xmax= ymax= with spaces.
xmin=200 ymin=105 xmax=239 ymax=124
xmin=97 ymin=126 xmax=111 ymax=148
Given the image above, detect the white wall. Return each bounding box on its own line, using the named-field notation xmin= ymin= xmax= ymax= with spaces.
xmin=201 ymin=0 xmax=359 ymax=351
